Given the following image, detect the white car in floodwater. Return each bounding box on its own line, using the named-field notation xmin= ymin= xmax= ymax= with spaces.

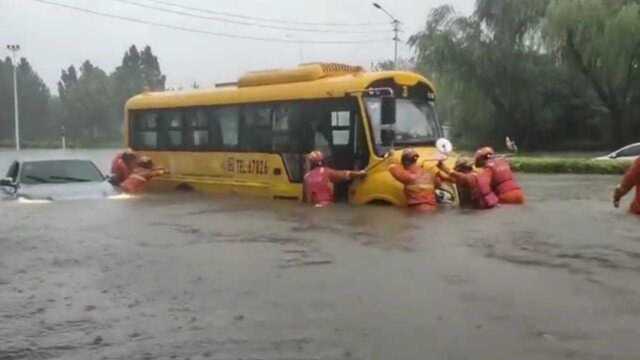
xmin=593 ymin=142 xmax=640 ymax=161
xmin=0 ymin=159 xmax=120 ymax=202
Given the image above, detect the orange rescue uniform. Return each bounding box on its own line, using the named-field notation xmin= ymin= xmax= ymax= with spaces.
xmin=389 ymin=164 xmax=438 ymax=212
xmin=120 ymin=168 xmax=166 ymax=194
xmin=110 ymin=153 xmax=132 ymax=185
xmin=448 ymin=169 xmax=498 ymax=210
xmin=486 ymin=158 xmax=525 ymax=204
xmin=616 ymin=157 xmax=640 ymax=215
xmin=303 ymin=167 xmax=352 ymax=207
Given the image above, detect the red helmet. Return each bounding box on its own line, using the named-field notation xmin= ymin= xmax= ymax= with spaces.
xmin=307 ymin=151 xmax=325 ymax=166
xmin=454 ymin=157 xmax=474 ymax=172
xmin=401 ymin=148 xmax=419 ymax=166
xmin=474 ymin=146 xmax=495 ymax=162
xmin=121 ymin=149 xmax=137 ymax=163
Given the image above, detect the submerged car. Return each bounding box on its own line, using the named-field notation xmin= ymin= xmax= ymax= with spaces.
xmin=593 ymin=142 xmax=640 ymax=161
xmin=0 ymin=159 xmax=119 ymax=202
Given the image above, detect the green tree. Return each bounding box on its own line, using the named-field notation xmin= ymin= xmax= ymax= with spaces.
xmin=140 ymin=45 xmax=166 ymax=91
xmin=16 ymin=58 xmax=51 ymax=141
xmin=411 ymin=2 xmax=562 ymax=149
xmin=0 ymin=57 xmax=51 ymax=143
xmin=545 ymin=0 xmax=640 ymax=146
xmin=111 ymin=45 xmax=166 ymax=125
xmin=409 ymin=1 xmax=612 ymax=150
xmin=372 ymin=58 xmax=416 ymax=71
xmin=0 ymin=58 xmax=13 ymax=141
xmin=57 ymin=61 xmax=114 ymax=142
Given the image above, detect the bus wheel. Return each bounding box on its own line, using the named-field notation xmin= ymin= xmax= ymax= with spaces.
xmin=367 ymin=199 xmax=393 ymax=206
xmin=176 ymin=183 xmax=194 ymax=192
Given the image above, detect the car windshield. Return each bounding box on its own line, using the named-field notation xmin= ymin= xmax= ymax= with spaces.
xmin=20 ymin=160 xmax=104 ymax=185
xmin=365 ymin=97 xmax=440 ymax=153
xmin=616 ymin=144 xmax=640 ymax=157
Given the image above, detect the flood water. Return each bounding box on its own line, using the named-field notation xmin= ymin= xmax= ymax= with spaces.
xmin=1 ymin=149 xmax=639 ymax=360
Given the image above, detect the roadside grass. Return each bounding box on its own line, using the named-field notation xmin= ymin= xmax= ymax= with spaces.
xmin=510 ymin=157 xmax=632 ymax=175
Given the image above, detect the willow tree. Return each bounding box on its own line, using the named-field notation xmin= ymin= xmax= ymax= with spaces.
xmin=410 ymin=1 xmax=566 ymax=149
xmin=545 ymin=0 xmax=640 ymax=146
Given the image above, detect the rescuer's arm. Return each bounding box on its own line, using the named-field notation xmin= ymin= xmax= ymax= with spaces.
xmin=434 ymin=173 xmax=442 ymax=188
xmin=328 ymin=169 xmax=366 ymax=183
xmin=388 ymin=164 xmax=418 ymax=184
xmin=437 ymin=162 xmax=473 ymax=187
xmin=437 ymin=161 xmax=459 ymax=182
xmin=435 ymin=162 xmax=454 ymax=183
xmin=614 ymin=158 xmax=640 ymax=207
xmin=302 ymin=176 xmax=311 ymax=203
xmin=150 ymin=167 xmax=169 ymax=177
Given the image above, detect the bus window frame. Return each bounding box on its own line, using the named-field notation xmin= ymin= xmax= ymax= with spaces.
xmin=131 ymin=110 xmax=161 ymax=150
xmin=362 ymin=81 xmax=443 ymax=157
xmin=127 ymin=97 xmax=370 ymax=160
xmin=239 ymin=103 xmax=274 ymax=153
xmin=164 ymin=110 xmax=186 ymax=149
xmin=185 ymin=108 xmax=212 ymax=149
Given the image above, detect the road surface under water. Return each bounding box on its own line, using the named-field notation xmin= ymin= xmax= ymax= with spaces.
xmin=0 ymin=149 xmax=639 ymax=360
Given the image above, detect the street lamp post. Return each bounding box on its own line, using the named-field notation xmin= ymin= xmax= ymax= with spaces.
xmin=6 ymin=44 xmax=20 ymax=151
xmin=372 ymin=2 xmax=400 ymax=70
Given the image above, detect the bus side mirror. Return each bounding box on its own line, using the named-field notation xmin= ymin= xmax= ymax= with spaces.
xmin=436 ymin=138 xmax=453 ymax=155
xmin=380 ymin=129 xmax=395 ymax=147
xmin=0 ymin=178 xmax=16 ymax=188
xmin=380 ymin=97 xmax=396 ymax=125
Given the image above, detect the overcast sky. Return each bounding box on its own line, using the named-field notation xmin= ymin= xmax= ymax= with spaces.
xmin=2 ymin=0 xmax=474 ymax=93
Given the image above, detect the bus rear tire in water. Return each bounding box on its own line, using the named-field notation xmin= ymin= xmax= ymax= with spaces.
xmin=176 ymin=183 xmax=194 ymax=192
xmin=367 ymin=199 xmax=393 ymax=206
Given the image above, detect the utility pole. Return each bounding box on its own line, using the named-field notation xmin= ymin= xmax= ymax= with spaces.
xmin=392 ymin=19 xmax=400 ymax=68
xmin=6 ymin=44 xmax=20 ymax=151
xmin=373 ymin=2 xmax=401 ymax=70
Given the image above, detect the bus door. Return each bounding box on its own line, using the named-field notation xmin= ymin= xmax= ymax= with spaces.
xmin=304 ymin=98 xmax=369 ymax=202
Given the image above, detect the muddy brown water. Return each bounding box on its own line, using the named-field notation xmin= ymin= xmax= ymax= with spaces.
xmin=0 ymin=149 xmax=639 ymax=360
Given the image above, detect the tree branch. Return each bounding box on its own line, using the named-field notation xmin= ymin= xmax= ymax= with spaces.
xmin=565 ymin=29 xmax=612 ymax=108
xmin=622 ymin=41 xmax=640 ymax=104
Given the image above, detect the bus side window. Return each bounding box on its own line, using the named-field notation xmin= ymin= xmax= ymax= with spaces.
xmin=303 ymin=103 xmax=332 ymax=159
xmin=164 ymin=111 xmax=184 ymax=149
xmin=241 ymin=105 xmax=273 ymax=152
xmin=273 ymin=103 xmax=305 ymax=182
xmin=330 ymin=110 xmax=351 ymax=146
xmin=214 ymin=106 xmax=240 ymax=150
xmin=186 ymin=109 xmax=210 ymax=149
xmin=132 ymin=111 xmax=159 ymax=150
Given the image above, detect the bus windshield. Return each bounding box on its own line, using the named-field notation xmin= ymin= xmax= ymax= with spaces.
xmin=365 ymin=97 xmax=440 ymax=152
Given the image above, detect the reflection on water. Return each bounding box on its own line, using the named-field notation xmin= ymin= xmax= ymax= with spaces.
xmin=1 ymin=148 xmax=640 ymax=360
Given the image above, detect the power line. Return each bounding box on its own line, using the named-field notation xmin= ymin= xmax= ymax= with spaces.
xmin=144 ymin=0 xmax=389 ymax=27
xmin=111 ymin=0 xmax=390 ymax=34
xmin=31 ymin=0 xmax=389 ymax=44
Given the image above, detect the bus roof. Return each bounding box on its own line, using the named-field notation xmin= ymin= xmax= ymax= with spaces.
xmin=125 ymin=64 xmax=435 ymax=110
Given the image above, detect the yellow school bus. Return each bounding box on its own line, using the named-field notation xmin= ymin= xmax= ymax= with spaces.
xmin=124 ymin=63 xmax=458 ymax=206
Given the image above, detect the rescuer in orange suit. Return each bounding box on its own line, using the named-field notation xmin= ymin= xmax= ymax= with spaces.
xmin=120 ymin=156 xmax=169 ymax=194
xmin=613 ymin=157 xmax=640 ymax=215
xmin=303 ymin=151 xmax=366 ymax=207
xmin=388 ymin=148 xmax=441 ymax=212
xmin=438 ymin=157 xmax=499 ymax=210
xmin=110 ymin=150 xmax=137 ymax=186
xmin=475 ymin=146 xmax=525 ymax=204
